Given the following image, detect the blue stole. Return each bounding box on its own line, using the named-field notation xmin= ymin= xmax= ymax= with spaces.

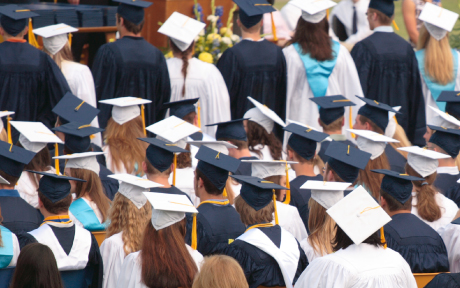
xmin=0 ymin=226 xmax=13 ymax=268
xmin=69 ymin=198 xmax=107 ymax=231
xmin=0 ymin=190 xmax=20 ymax=197
xmin=415 ymin=49 xmax=458 ymax=111
xmin=293 ymin=41 xmax=341 ymax=98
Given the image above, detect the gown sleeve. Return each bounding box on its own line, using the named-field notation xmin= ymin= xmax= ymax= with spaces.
xmin=16 ymin=231 xmax=38 ymax=250
xmin=151 ymin=53 xmax=171 ymax=125
xmin=184 ymin=214 xmax=211 ymax=256
xmin=116 ymin=252 xmax=144 ymax=288
xmin=9 ymin=233 xmax=20 ymax=267
xmin=407 ymin=50 xmax=426 ymax=147
xmin=100 ymin=234 xmax=126 ymax=288
xmin=445 ymin=184 xmax=460 ymax=207
xmin=87 ymin=234 xmax=103 ymax=288
xmin=438 ymin=223 xmax=460 ymax=273
xmin=216 ymin=49 xmax=240 ymax=119
xmin=350 ymin=41 xmax=373 ymax=97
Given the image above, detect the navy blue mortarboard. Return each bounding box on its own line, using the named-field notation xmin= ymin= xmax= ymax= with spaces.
xmin=163 ymin=98 xmax=198 ymax=120
xmin=52 ymin=92 xmax=100 ymax=125
xmin=310 ymin=95 xmax=356 ymax=125
xmin=325 ymin=141 xmax=371 ymax=183
xmin=113 ymin=0 xmax=152 ymax=25
xmin=357 ymin=96 xmax=400 ymax=132
xmin=0 ymin=5 xmax=38 ymax=37
xmin=207 ymin=119 xmax=248 ymax=141
xmin=139 ymin=137 xmax=189 ymax=172
xmin=0 ymin=141 xmax=35 ymax=178
xmin=372 ymin=169 xmax=423 ymax=204
xmin=196 ymin=146 xmax=241 ymax=190
xmin=369 ymin=0 xmax=396 ymax=18
xmin=438 ymin=91 xmax=460 ymax=119
xmin=428 ymin=125 xmax=460 ymax=158
xmin=234 ymin=0 xmax=275 ymax=28
xmin=284 ymin=123 xmax=329 ymax=160
xmin=28 ymin=171 xmax=85 ymax=203
xmin=54 ymin=122 xmax=104 ymax=153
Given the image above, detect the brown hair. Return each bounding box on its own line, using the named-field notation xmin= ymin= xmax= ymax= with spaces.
xmin=380 ymin=190 xmax=412 ymax=212
xmin=0 ymin=170 xmax=20 ymax=188
xmin=246 ymin=120 xmax=282 ymax=160
xmin=106 ymin=193 xmax=152 ymax=256
xmin=38 ymin=191 xmax=72 ymax=215
xmin=368 ymin=8 xmax=393 ymax=26
xmin=176 ymin=144 xmax=192 ymax=169
xmin=44 ymin=43 xmax=74 ymax=69
xmin=405 ymin=163 xmax=441 ymax=222
xmin=17 ymin=141 xmax=51 ymax=189
xmin=192 ymin=255 xmax=248 ymax=288
xmin=183 ymin=111 xmax=197 ymax=125
xmin=104 ymin=117 xmax=147 ymax=176
xmin=390 ymin=124 xmax=411 ymax=158
xmin=308 ymin=198 xmax=336 ymax=256
xmin=218 ymin=137 xmax=248 ymax=150
xmin=266 ymin=175 xmax=283 ymax=200
xmin=141 ymin=219 xmax=198 ymax=288
xmin=319 ymin=116 xmax=344 ymax=132
xmin=0 ymin=128 xmax=7 ymax=143
xmin=333 ymin=224 xmax=384 ymax=251
xmin=358 ymin=115 xmax=384 ymax=134
xmin=358 ymin=153 xmax=390 ymax=199
xmin=170 ymin=39 xmax=195 ymax=96
xmin=287 ymin=145 xmax=315 ymax=164
xmin=195 ymin=168 xmax=224 ymax=196
xmin=117 ymin=14 xmax=144 ymax=34
xmin=234 ymin=195 xmax=274 ymax=226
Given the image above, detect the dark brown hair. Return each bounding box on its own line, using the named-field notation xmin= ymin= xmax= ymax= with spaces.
xmin=234 ymin=195 xmax=274 ymax=226
xmin=266 ymin=175 xmax=282 ymax=199
xmin=217 ymin=137 xmax=248 ymax=150
xmin=117 ymin=14 xmax=144 ymax=34
xmin=195 ymin=168 xmax=223 ymax=195
xmin=176 ymin=144 xmax=192 ymax=169
xmin=0 ymin=170 xmax=19 ymax=188
xmin=358 ymin=115 xmax=384 ymax=134
xmin=287 ymin=145 xmax=315 ymax=164
xmin=333 ymin=224 xmax=384 ymax=252
xmin=183 ymin=111 xmax=197 ymax=125
xmin=38 ymin=191 xmax=72 ymax=215
xmin=247 ymin=120 xmax=282 ymax=160
xmin=380 ymin=190 xmax=412 ymax=212
xmin=358 ymin=153 xmax=390 ymax=199
xmin=319 ymin=116 xmax=344 ymax=132
xmin=170 ymin=39 xmax=195 ymax=96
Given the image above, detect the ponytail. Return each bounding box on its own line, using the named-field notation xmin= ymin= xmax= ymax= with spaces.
xmin=169 ymin=39 xmax=195 ymax=97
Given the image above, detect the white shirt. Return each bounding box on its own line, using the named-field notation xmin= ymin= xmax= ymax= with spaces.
xmin=373 ymin=26 xmax=394 ymax=33
xmin=168 ymin=167 xmax=198 ymax=206
xmin=100 ymin=232 xmax=129 ymax=288
xmin=329 ymin=0 xmax=372 ymax=45
xmin=411 ymin=191 xmax=459 ymax=231
xmin=274 ymin=202 xmax=308 ymax=242
xmin=438 ymin=222 xmax=460 ymax=273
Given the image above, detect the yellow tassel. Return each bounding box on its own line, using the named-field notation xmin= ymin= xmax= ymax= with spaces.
xmin=197 ymin=101 xmax=201 ymax=129
xmin=228 ymin=239 xmax=234 ymax=244
xmin=55 ymin=143 xmax=60 ymax=175
xmin=326 ymin=9 xmax=330 ymax=20
xmin=392 ymin=20 xmax=399 ymax=31
xmin=141 ymin=104 xmax=146 ymax=136
xmin=191 ymin=213 xmax=197 ymax=250
xmin=173 ymin=154 xmax=177 ymax=186
xmin=273 ymin=190 xmax=279 ymax=225
xmin=7 ymin=116 xmax=12 ymax=145
xmin=349 ymin=106 xmax=355 ymax=138
xmin=223 ymin=187 xmax=227 ymax=198
xmin=28 ymin=19 xmax=39 ymax=48
xmin=380 ymin=227 xmax=387 ymax=249
xmin=283 ymin=162 xmax=291 ymax=204
xmin=393 ymin=115 xmax=398 ymax=125
xmin=68 ymin=33 xmax=72 ymax=47
xmin=270 ymin=12 xmax=278 ymax=42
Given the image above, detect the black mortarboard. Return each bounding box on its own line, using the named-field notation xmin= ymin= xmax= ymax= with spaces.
xmin=29 ymin=171 xmax=85 ymax=203
xmin=309 ymin=95 xmax=356 ymax=125
xmin=438 ymin=91 xmax=460 ymax=119
xmin=372 ymin=169 xmax=423 ymax=204
xmin=325 ymin=141 xmax=371 ymax=183
xmin=0 ymin=141 xmax=35 ymax=178
xmin=368 ymin=0 xmax=396 ymax=18
xmin=428 ymin=125 xmax=460 ymax=158
xmin=357 ymin=96 xmax=400 ymax=132
xmin=233 ymin=0 xmax=275 ymax=28
xmin=207 ymin=119 xmax=248 ymax=141
xmin=284 ymin=123 xmax=329 ymax=160
xmin=196 ymin=146 xmax=241 ymax=190
xmin=52 ymin=92 xmax=100 ymax=125
xmin=113 ymin=0 xmax=152 ymax=25
xmin=139 ymin=137 xmax=189 ymax=172
xmin=54 ymin=122 xmax=104 ymax=153
xmin=163 ymin=98 xmax=198 ymax=120
xmin=0 ymin=5 xmax=38 ymax=36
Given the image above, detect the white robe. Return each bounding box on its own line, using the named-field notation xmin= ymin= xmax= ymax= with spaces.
xmin=329 ymin=0 xmax=372 ymax=45
xmin=438 ymin=222 xmax=460 ymax=273
xmin=273 ymin=201 xmax=308 ymax=242
xmin=280 ymin=2 xmax=302 ymax=31
xmin=100 ymin=232 xmax=128 ymax=288
xmin=411 ymin=191 xmax=459 ymax=231
xmin=168 ymin=167 xmax=198 ymax=206
xmin=69 ymin=197 xmax=104 ymax=228
xmin=166 ymin=57 xmax=231 ymax=136
xmin=299 ymin=237 xmax=323 ymax=263
xmin=16 ymin=167 xmax=55 ymax=208
xmin=103 ymin=146 xmax=129 ymax=175
xmin=295 ymin=244 xmax=417 ymax=288
xmin=283 ymin=44 xmax=364 ymax=142
xmin=116 ymin=245 xmax=203 ymax=288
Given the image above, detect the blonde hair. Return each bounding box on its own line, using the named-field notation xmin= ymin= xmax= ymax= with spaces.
xmin=0 ymin=129 xmax=7 ymax=143
xmin=192 ymin=255 xmax=249 ymax=288
xmin=106 ymin=193 xmax=152 ymax=256
xmin=390 ymin=124 xmax=411 ymax=158
xmin=417 ymin=24 xmax=454 ymax=85
xmin=307 ymin=198 xmax=336 ymax=256
xmin=358 ymin=153 xmax=390 ymax=199
xmin=225 ymin=177 xmax=236 ymax=205
xmin=43 ymin=43 xmax=74 ymax=69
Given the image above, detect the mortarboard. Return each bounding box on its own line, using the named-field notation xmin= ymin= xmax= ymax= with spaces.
xmin=398 ymin=146 xmax=450 ymax=177
xmin=428 ymin=105 xmax=460 ymax=128
xmin=347 ymin=129 xmax=398 ymax=160
xmin=419 ymin=3 xmax=458 ymax=41
xmin=428 ymin=125 xmax=460 ymax=158
xmin=158 ymin=12 xmax=206 ymax=52
xmin=284 ymin=123 xmax=329 ymax=160
xmin=368 ymin=0 xmax=397 ymax=18
xmin=53 ymin=92 xmax=100 ymax=125
xmin=11 ymin=121 xmax=63 ymax=153
xmin=54 ymin=122 xmax=104 ymax=153
xmin=325 ymin=141 xmax=371 ymax=183
xmin=54 ymin=152 xmax=106 ymax=175
xmin=310 ymin=95 xmax=356 ymax=125
xmin=139 ymin=137 xmax=189 ymax=172
xmin=301 ymin=180 xmax=350 ymax=209
xmin=112 ymin=0 xmax=152 ymax=25
xmin=207 ymin=119 xmax=248 ymax=141
xmin=289 ymin=0 xmax=337 ymax=23
xmin=99 ymin=96 xmax=151 ymax=128
xmin=147 ymin=116 xmax=200 ymax=144
xmin=187 ymin=140 xmax=237 ymax=155
xmin=29 ymin=171 xmax=85 ymax=203
xmin=233 ymin=0 xmax=275 ymax=28
xmin=0 ymin=111 xmax=14 ymax=134
xmin=0 ymin=141 xmax=35 ymax=178
xmin=372 ymin=169 xmax=424 ymax=205
xmin=384 ymin=106 xmax=401 ymax=138
xmin=162 ymin=98 xmax=199 ymax=120
xmin=438 ymin=91 xmax=460 ymax=119
xmin=33 ymin=24 xmax=77 ymax=55
xmin=357 ymin=96 xmax=400 ymax=132
xmin=243 ymin=96 xmax=286 ymax=134
xmin=0 ymin=5 xmax=39 ymax=37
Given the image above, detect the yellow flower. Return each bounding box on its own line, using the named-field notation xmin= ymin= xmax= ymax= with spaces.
xmin=165 ymin=51 xmax=173 ymax=59
xmin=198 ymin=52 xmax=213 ymax=64
xmin=220 ymin=27 xmax=228 ymax=36
xmin=206 ymin=33 xmax=222 ymax=42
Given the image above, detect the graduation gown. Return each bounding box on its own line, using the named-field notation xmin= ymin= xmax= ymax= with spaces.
xmin=424 ymin=273 xmax=460 ymax=288
xmin=435 ymin=167 xmax=460 ymax=195
xmin=0 ymin=41 xmax=70 ymax=141
xmin=445 ymin=183 xmax=460 ymax=207
xmin=223 ymin=225 xmax=308 ymax=288
xmin=234 ymin=156 xmax=259 ymax=176
xmin=438 ymin=217 xmax=460 ymax=273
xmin=0 ymin=226 xmax=20 ymax=268
xmin=99 ymin=164 xmax=119 ymax=201
xmin=385 ymin=145 xmax=407 ymax=173
xmin=274 ymin=201 xmax=308 ymax=242
xmin=318 ymin=137 xmax=354 ymax=163
xmin=351 ymin=30 xmax=426 ymax=146
xmin=69 ymin=198 xmax=106 ymax=232
xmin=384 ymin=213 xmax=449 ymax=273
xmin=92 ymin=36 xmax=171 ymax=129
xmin=0 ymin=189 xmax=42 ymax=235
xmin=185 ymin=200 xmax=245 ymax=256
xmin=411 ymin=191 xmax=459 ymax=231
xmin=300 ymin=237 xmax=323 ymax=263
xmin=167 ymin=168 xmax=197 ymax=204
xmin=100 ymin=232 xmax=128 ymax=288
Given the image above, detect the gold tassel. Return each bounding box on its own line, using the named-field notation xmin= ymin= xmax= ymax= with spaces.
xmin=392 ymin=20 xmax=399 ymax=31
xmin=28 ymin=19 xmax=39 ymax=48
xmin=68 ymin=33 xmax=72 ymax=47
xmin=223 ymin=187 xmax=227 ymax=197
xmin=270 ymin=12 xmax=278 ymax=42
xmin=380 ymin=227 xmax=387 ymax=249
xmin=141 ymin=104 xmax=146 ymax=136
xmin=7 ymin=116 xmax=12 ymax=145
xmin=173 ymin=154 xmax=177 ymax=186
xmin=283 ymin=162 xmax=290 ymax=204
xmin=326 ymin=9 xmax=330 ymax=20
xmin=55 ymin=143 xmax=60 ymax=175
xmin=349 ymin=106 xmax=355 ymax=138
xmin=197 ymin=101 xmax=201 ymax=129
xmin=273 ymin=189 xmax=279 ymax=225
xmin=191 ymin=213 xmax=197 ymax=250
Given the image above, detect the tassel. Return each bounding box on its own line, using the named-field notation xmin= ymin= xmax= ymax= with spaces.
xmin=270 ymin=12 xmax=278 ymax=42
xmin=6 ymin=116 xmax=12 ymax=145
xmin=55 ymin=143 xmax=60 ymax=175
xmin=223 ymin=187 xmax=227 ymax=198
xmin=380 ymin=227 xmax=387 ymax=249
xmin=141 ymin=104 xmax=146 ymax=136
xmin=349 ymin=106 xmax=355 ymax=138
xmin=173 ymin=153 xmax=177 ymax=186
xmin=283 ymin=162 xmax=291 ymax=204
xmin=273 ymin=190 xmax=279 ymax=225
xmin=392 ymin=20 xmax=399 ymax=31
xmin=191 ymin=213 xmax=197 ymax=250
xmin=68 ymin=33 xmax=72 ymax=47
xmin=326 ymin=9 xmax=330 ymax=20
xmin=28 ymin=19 xmax=39 ymax=48
xmin=197 ymin=101 xmax=201 ymax=129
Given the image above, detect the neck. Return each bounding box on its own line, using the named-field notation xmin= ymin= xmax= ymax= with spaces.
xmin=3 ymin=33 xmax=24 ymax=41
xmin=174 ymin=53 xmax=193 ymax=60
xmin=388 ymin=210 xmax=411 ymax=217
xmin=0 ymin=185 xmax=14 ymax=190
xmin=42 ymin=211 xmax=69 ymax=219
xmin=120 ymin=30 xmax=141 ymax=38
xmin=234 ymin=149 xmax=253 ymax=159
xmin=241 ymin=30 xmax=261 ymax=41
xmin=323 ymin=129 xmax=342 ymax=135
xmin=292 ymin=162 xmax=316 ymax=177
xmin=199 ymin=191 xmax=225 ymax=203
xmin=438 ymin=158 xmax=457 ymax=167
xmin=147 ymin=174 xmax=171 ymax=188
xmin=373 ymin=23 xmax=390 ymax=30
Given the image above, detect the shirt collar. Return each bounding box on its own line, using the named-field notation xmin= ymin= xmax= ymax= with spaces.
xmin=437 ymin=166 xmax=459 ymax=175
xmin=373 ymin=26 xmax=394 ymax=33
xmin=329 ymin=134 xmax=347 ymax=141
xmin=243 ymin=38 xmax=265 ymax=42
xmin=0 ymin=189 xmax=20 ymax=197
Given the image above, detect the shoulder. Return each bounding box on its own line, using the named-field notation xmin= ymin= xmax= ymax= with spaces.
xmin=101 ymin=231 xmax=123 ymax=247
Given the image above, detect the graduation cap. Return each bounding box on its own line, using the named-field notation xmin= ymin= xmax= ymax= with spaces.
xmin=54 ymin=122 xmax=104 ymax=153
xmin=385 ymin=106 xmax=401 ymax=138
xmin=357 ymin=96 xmax=400 ymax=132
xmin=11 ymin=121 xmax=63 ymax=153
xmin=428 ymin=125 xmax=460 ymax=158
xmin=54 ymin=152 xmax=105 ymax=175
xmin=108 ymin=173 xmax=163 ymax=209
xmin=428 ymin=105 xmax=460 ymax=128
xmin=372 ymin=169 xmax=424 ymax=205
xmin=327 ymin=185 xmax=392 ymax=245
xmin=284 ymin=123 xmax=329 ymax=160
xmin=233 ymin=0 xmax=275 ymax=28
xmin=419 ymin=3 xmax=458 ymax=41
xmin=53 ymin=92 xmax=100 ymax=125
xmin=187 ymin=141 xmax=237 ymax=155
xmin=207 ymin=119 xmax=248 ymax=142
xmin=29 ymin=171 xmax=85 ymax=203
xmin=289 ymin=0 xmax=337 ymax=23
xmin=325 ymin=141 xmax=371 ymax=183
xmin=398 ymin=146 xmax=450 ymax=177
xmin=310 ymin=95 xmax=356 ymax=125
xmin=301 ymin=180 xmax=350 ymax=209
xmin=162 ymin=98 xmax=199 ymax=120
xmin=347 ymin=129 xmax=398 ymax=160
xmin=196 ymin=146 xmax=241 ymax=190
xmin=368 ymin=0 xmax=397 ymax=18
xmin=99 ymin=97 xmax=151 ymax=130
xmin=243 ymin=97 xmax=286 ymax=134
xmin=158 ymin=12 xmax=206 ymax=52
xmin=147 ymin=116 xmax=200 ymax=144
xmin=438 ymin=91 xmax=460 ymax=119
xmin=33 ymin=24 xmax=78 ymax=55
xmin=0 ymin=141 xmax=35 ymax=178
xmin=0 ymin=5 xmax=39 ymax=37
xmin=112 ymin=0 xmax=152 ymax=25
xmin=139 ymin=137 xmax=189 ymax=172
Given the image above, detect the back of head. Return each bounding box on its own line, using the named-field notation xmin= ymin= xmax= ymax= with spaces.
xmin=234 ymin=195 xmax=274 ymax=226
xmin=308 ymin=198 xmax=336 ymax=256
xmin=192 ymin=255 xmax=249 ymax=288
xmin=44 ymin=42 xmax=74 ymax=69
xmin=380 ymin=189 xmax=412 ymax=212
xmin=358 ymin=153 xmax=390 ymax=199
xmin=38 ymin=191 xmax=72 ymax=215
xmin=117 ymin=14 xmax=145 ymax=34
xmin=333 ymin=224 xmax=383 ymax=252
xmin=169 ymin=39 xmax=195 ymax=97
xmin=246 ymin=120 xmax=282 ymax=160
xmin=290 ymin=17 xmax=333 ymax=61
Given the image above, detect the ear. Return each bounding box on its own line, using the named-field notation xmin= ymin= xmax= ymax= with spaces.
xmin=38 ymin=197 xmax=44 ymax=209
xmin=365 ymin=121 xmax=372 ymax=131
xmin=142 ymin=161 xmax=147 ymax=173
xmin=198 ymin=177 xmax=204 ymax=188
xmin=0 ymin=27 xmax=4 ymax=36
xmin=317 ymin=118 xmax=321 ymax=127
xmin=194 ymin=114 xmax=198 ymax=127
xmin=342 ymin=117 xmax=345 ymax=127
xmin=170 ymin=162 xmax=175 ymax=172
xmin=287 ymin=150 xmax=294 ymax=161
xmin=326 ymin=169 xmax=334 ymax=181
xmin=236 ymin=18 xmax=242 ymax=28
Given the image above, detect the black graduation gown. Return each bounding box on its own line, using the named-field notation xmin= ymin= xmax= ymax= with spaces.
xmin=223 ymin=225 xmax=308 ymax=288
xmin=98 ymin=164 xmax=119 ymax=201
xmin=185 ymin=202 xmax=245 ymax=256
xmin=289 ymin=174 xmax=323 ymax=233
xmin=435 ymin=173 xmax=460 ymax=195
xmin=0 ymin=41 xmax=70 ymax=142
xmin=234 ymin=156 xmax=259 ymax=176
xmin=318 ymin=139 xmax=354 ymax=163
xmin=445 ymin=183 xmax=460 ymax=207
xmin=425 ymin=273 xmax=460 ymax=288
xmin=0 ymin=190 xmax=42 ymax=235
xmin=92 ymin=36 xmax=171 ymax=129
xmin=384 ymin=213 xmax=449 ymax=273
xmin=151 ymin=186 xmax=192 ymax=203
xmin=351 ymin=32 xmax=426 ymax=146
xmin=189 ymin=132 xmax=203 ymax=141
xmin=385 ymin=145 xmax=407 ymax=174
xmin=216 ymin=39 xmax=287 ymax=138
xmin=18 ymin=224 xmax=103 ymax=288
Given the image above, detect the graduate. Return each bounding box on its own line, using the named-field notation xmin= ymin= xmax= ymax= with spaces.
xmin=350 ymin=0 xmax=426 ymax=147
xmin=0 ymin=5 xmax=70 ymax=142
xmin=92 ymin=0 xmax=171 ymax=130
xmin=439 ymin=91 xmax=460 ymax=121
xmin=0 ymin=178 xmax=20 ymax=269
xmin=184 ymin=146 xmax=245 ymax=256
xmin=424 ymin=273 xmax=460 ymax=288
xmin=438 ymin=215 xmax=460 ymax=273
xmin=18 ymin=172 xmax=103 ymax=288
xmin=423 ymin=105 xmax=460 ymax=143
xmin=159 ymin=12 xmax=231 ymax=137
xmin=295 ymin=186 xmax=417 ymax=288
xmin=117 ymin=192 xmax=203 ymax=288
xmin=223 ymin=175 xmax=308 ymax=288
xmin=373 ymin=169 xmax=449 ymax=273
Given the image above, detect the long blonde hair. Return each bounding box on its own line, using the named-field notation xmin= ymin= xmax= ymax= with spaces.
xmin=417 ymin=25 xmax=454 ymax=85
xmin=307 ymin=198 xmax=336 ymax=256
xmin=192 ymin=255 xmax=249 ymax=288
xmin=390 ymin=124 xmax=411 ymax=158
xmin=106 ymin=193 xmax=152 ymax=256
xmin=43 ymin=43 xmax=74 ymax=69
xmin=358 ymin=153 xmax=390 ymax=199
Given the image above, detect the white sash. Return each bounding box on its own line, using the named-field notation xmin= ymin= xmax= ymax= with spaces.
xmin=237 ymin=227 xmax=300 ymax=288
xmin=28 ymin=223 xmax=92 ymax=271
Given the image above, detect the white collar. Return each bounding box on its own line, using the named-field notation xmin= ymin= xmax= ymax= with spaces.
xmin=373 ymin=26 xmax=394 ymax=33
xmin=437 ymin=166 xmax=460 ymax=175
xmin=243 ymin=38 xmax=265 ymax=42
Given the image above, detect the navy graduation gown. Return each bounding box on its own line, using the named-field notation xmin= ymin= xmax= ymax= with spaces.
xmin=98 ymin=164 xmax=119 ymax=201
xmin=92 ymin=36 xmax=171 ymax=129
xmin=0 ymin=190 xmax=42 ymax=235
xmin=152 ymin=186 xmax=192 ymax=202
xmin=318 ymin=139 xmax=354 ymax=163
xmin=185 ymin=202 xmax=245 ymax=256
xmin=435 ymin=173 xmax=460 ymax=195
xmin=223 ymin=225 xmax=308 ymax=288
xmin=445 ymin=183 xmax=460 ymax=207
xmin=425 ymin=273 xmax=460 ymax=288
xmin=351 ymin=32 xmax=426 ymax=146
xmin=385 ymin=145 xmax=407 ymax=174
xmin=384 ymin=213 xmax=449 ymax=273
xmin=234 ymin=156 xmax=259 ymax=176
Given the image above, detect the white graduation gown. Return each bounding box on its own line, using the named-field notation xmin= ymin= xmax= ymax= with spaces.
xmin=280 ymin=2 xmax=301 ymax=31
xmin=273 ymin=201 xmax=308 ymax=242
xmin=411 ymin=191 xmax=459 ymax=231
xmin=295 ymin=244 xmax=417 ymax=288
xmin=116 ymin=245 xmax=203 ymax=288
xmin=103 ymin=146 xmax=130 ymax=175
xmin=438 ymin=222 xmax=460 ymax=273
xmin=329 ymin=0 xmax=372 ymax=45
xmin=168 ymin=167 xmax=198 ymax=206
xmin=166 ymin=57 xmax=231 ymax=136
xmin=61 ymin=60 xmax=102 ymax=147
xmin=100 ymin=232 xmax=129 ymax=288
xmin=69 ymin=197 xmax=104 ymax=228
xmin=16 ymin=167 xmax=55 ymax=208
xmin=300 ymin=237 xmax=323 ymax=263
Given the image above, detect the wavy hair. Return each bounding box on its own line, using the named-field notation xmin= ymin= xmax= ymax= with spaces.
xmin=246 ymin=120 xmax=282 ymax=160
xmin=192 ymin=255 xmax=248 ymax=288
